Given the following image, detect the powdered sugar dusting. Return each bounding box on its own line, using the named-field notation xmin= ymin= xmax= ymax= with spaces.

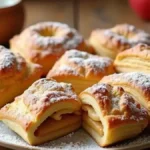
xmin=103 ymin=24 xmax=150 ymax=46
xmin=0 ymin=46 xmax=16 ymax=69
xmin=63 ymin=50 xmax=113 ymax=76
xmin=0 ymin=122 xmax=150 ymax=150
xmin=21 ymin=22 xmax=84 ymax=54
xmin=104 ymin=72 xmax=150 ymax=90
xmin=104 ymin=30 xmax=129 ymax=45
xmin=58 ymin=65 xmax=79 ymax=76
xmin=83 ymin=83 xmax=148 ymax=121
xmin=120 ymin=93 xmax=148 ymax=121
xmin=84 ymin=83 xmax=111 ymax=106
xmin=23 ymin=78 xmax=78 ymax=113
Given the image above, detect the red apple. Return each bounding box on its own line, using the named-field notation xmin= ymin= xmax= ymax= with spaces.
xmin=129 ymin=0 xmax=150 ymax=20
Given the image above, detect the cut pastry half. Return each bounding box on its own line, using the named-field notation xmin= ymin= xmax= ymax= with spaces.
xmin=0 ymin=78 xmax=81 ymax=145
xmin=47 ymin=49 xmax=115 ymax=94
xmin=79 ymin=83 xmax=148 ymax=147
xmin=114 ymin=44 xmax=150 ymax=74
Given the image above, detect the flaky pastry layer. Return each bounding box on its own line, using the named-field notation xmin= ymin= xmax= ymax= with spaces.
xmin=0 ymin=46 xmax=42 ymax=107
xmin=89 ymin=24 xmax=150 ymax=59
xmin=47 ymin=49 xmax=115 ymax=94
xmin=0 ymin=78 xmax=81 ymax=145
xmin=100 ymin=72 xmax=150 ymax=112
xmin=79 ymin=83 xmax=148 ymax=146
xmin=10 ymin=22 xmax=91 ymax=75
xmin=114 ymin=44 xmax=150 ymax=74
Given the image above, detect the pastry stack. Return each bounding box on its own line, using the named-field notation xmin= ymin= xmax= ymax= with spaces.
xmin=0 ymin=22 xmax=149 ymax=147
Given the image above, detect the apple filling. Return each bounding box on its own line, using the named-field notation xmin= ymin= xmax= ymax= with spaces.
xmin=82 ymin=105 xmax=104 ymax=136
xmin=34 ymin=111 xmax=81 ymax=137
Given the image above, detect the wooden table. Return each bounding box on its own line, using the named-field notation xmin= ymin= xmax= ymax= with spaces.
xmin=24 ymin=0 xmax=150 ymax=38
xmin=0 ymin=0 xmax=150 ymax=149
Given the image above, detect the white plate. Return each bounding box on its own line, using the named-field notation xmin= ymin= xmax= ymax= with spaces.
xmin=0 ymin=122 xmax=150 ymax=150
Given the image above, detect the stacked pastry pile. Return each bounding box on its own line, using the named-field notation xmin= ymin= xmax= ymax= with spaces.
xmin=0 ymin=22 xmax=150 ymax=147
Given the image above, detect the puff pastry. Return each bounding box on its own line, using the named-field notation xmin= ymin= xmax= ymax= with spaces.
xmin=114 ymin=44 xmax=150 ymax=74
xmin=0 ymin=46 xmax=42 ymax=108
xmin=47 ymin=49 xmax=115 ymax=94
xmin=79 ymin=83 xmax=148 ymax=147
xmin=10 ymin=22 xmax=92 ymax=75
xmin=100 ymin=72 xmax=150 ymax=113
xmin=0 ymin=78 xmax=81 ymax=145
xmin=89 ymin=24 xmax=150 ymax=59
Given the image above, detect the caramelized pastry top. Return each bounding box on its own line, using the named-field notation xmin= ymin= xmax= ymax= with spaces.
xmin=81 ymin=83 xmax=148 ymax=122
xmin=115 ymin=43 xmax=150 ymax=60
xmin=47 ymin=49 xmax=114 ymax=79
xmin=91 ymin=24 xmax=150 ymax=52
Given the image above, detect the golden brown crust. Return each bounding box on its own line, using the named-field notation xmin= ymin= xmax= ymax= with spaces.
xmin=82 ymin=84 xmax=148 ymax=123
xmin=47 ymin=50 xmax=115 ymax=94
xmin=115 ymin=44 xmax=150 ymax=61
xmin=100 ymin=72 xmax=150 ymax=111
xmin=79 ymin=83 xmax=148 ymax=146
xmin=0 ymin=78 xmax=81 ymax=145
xmin=114 ymin=44 xmax=150 ymax=73
xmin=89 ymin=24 xmax=150 ymax=59
xmin=47 ymin=49 xmax=114 ymax=79
xmin=0 ymin=46 xmax=43 ymax=107
xmin=0 ymin=78 xmax=80 ymax=130
xmin=10 ymin=22 xmax=89 ymax=75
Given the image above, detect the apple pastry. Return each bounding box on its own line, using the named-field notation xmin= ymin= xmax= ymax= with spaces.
xmin=0 ymin=78 xmax=81 ymax=145
xmin=114 ymin=43 xmax=150 ymax=74
xmin=100 ymin=72 xmax=150 ymax=114
xmin=79 ymin=83 xmax=148 ymax=146
xmin=89 ymin=24 xmax=150 ymax=59
xmin=47 ymin=49 xmax=115 ymax=94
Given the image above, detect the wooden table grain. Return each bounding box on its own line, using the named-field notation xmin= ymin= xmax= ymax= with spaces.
xmin=23 ymin=0 xmax=150 ymax=38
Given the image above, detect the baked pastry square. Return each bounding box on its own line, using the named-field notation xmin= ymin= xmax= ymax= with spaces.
xmin=0 ymin=78 xmax=81 ymax=145
xmin=47 ymin=49 xmax=115 ymax=94
xmin=114 ymin=44 xmax=150 ymax=74
xmin=10 ymin=22 xmax=92 ymax=75
xmin=79 ymin=83 xmax=148 ymax=147
xmin=0 ymin=46 xmax=42 ymax=108
xmin=89 ymin=24 xmax=150 ymax=59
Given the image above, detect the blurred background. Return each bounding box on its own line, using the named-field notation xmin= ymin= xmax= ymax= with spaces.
xmin=0 ymin=0 xmax=150 ymax=149
xmin=24 ymin=0 xmax=150 ymax=38
xmin=0 ymin=0 xmax=150 ymax=45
